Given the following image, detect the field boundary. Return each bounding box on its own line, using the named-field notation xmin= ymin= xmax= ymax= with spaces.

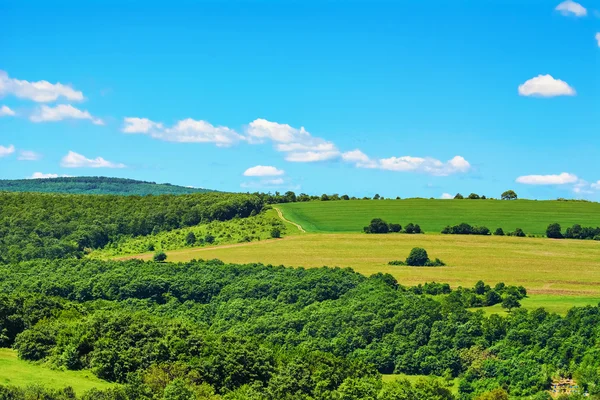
xmin=274 ymin=207 xmax=306 ymax=233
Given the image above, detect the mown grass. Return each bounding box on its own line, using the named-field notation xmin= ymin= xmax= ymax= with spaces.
xmin=0 ymin=348 xmax=114 ymax=393
xmin=133 ymin=233 xmax=600 ymax=314
xmin=92 ymin=209 xmax=298 ymax=258
xmin=277 ymin=199 xmax=600 ymax=235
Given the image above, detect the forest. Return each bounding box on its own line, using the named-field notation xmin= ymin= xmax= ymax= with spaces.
xmin=0 ymin=192 xmax=263 ymax=263
xmin=1 ymin=258 xmax=600 ymax=399
xmin=0 ymin=177 xmax=212 ymax=196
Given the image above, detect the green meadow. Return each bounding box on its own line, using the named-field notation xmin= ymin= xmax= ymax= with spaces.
xmin=277 ymin=199 xmax=600 ymax=235
xmin=0 ymin=348 xmax=114 ymax=394
xmin=126 ymin=232 xmax=600 ymax=314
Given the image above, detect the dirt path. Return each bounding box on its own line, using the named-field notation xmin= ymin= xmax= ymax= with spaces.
xmin=274 ymin=207 xmax=306 ymax=233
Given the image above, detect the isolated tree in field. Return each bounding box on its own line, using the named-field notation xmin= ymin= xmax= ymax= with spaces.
xmin=185 ymin=232 xmax=196 ymax=246
xmin=501 ymin=295 xmax=521 ymax=313
xmin=153 ymin=251 xmax=167 ymax=262
xmin=501 ymin=190 xmax=518 ymax=200
xmin=406 ymin=247 xmax=429 ymax=266
xmin=364 ymin=218 xmax=390 ymax=234
xmin=546 ymin=223 xmax=563 ymax=239
xmin=454 ymin=193 xmax=464 ymax=199
xmin=468 ymin=193 xmax=480 ymax=199
xmin=271 ymin=227 xmax=281 ymax=239
xmin=373 ymin=194 xmax=381 ymax=200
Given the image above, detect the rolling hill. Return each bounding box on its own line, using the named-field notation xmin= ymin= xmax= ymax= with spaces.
xmin=0 ymin=176 xmax=212 ymax=195
xmin=276 ymin=198 xmax=600 ymax=235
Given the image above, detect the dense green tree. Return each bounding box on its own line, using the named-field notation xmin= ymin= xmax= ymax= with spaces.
xmin=406 ymin=247 xmax=429 ymax=266
xmin=364 ymin=219 xmax=390 ymax=234
xmin=501 ymin=190 xmax=518 ymax=200
xmin=501 ymin=295 xmax=521 ymax=312
xmin=185 ymin=232 xmax=197 ymax=246
xmin=454 ymin=193 xmax=464 ymax=199
xmin=153 ymin=252 xmax=167 ymax=262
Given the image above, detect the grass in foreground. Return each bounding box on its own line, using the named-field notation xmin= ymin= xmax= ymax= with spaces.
xmin=0 ymin=348 xmax=114 ymax=393
xmin=129 ymin=233 xmax=600 ymax=314
xmin=278 ymin=199 xmax=600 ymax=235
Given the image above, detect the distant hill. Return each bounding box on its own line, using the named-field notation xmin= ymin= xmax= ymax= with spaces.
xmin=0 ymin=177 xmax=213 ymax=195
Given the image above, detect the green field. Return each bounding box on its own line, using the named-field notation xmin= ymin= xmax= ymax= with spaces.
xmin=277 ymin=199 xmax=600 ymax=235
xmin=0 ymin=348 xmax=114 ymax=393
xmin=127 ymin=232 xmax=600 ymax=314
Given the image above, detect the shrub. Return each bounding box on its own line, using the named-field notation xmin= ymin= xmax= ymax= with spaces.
xmin=406 ymin=247 xmax=429 ymax=266
xmin=364 ymin=218 xmax=390 ymax=234
xmin=204 ymin=234 xmax=215 ymax=244
xmin=454 ymin=193 xmax=464 ymax=199
xmin=270 ymin=228 xmax=281 ymax=239
xmin=512 ymin=228 xmax=526 ymax=237
xmin=546 ymin=223 xmax=563 ymax=239
xmin=468 ymin=193 xmax=480 ymax=199
xmin=388 ymin=260 xmax=405 ymax=266
xmin=441 ymin=223 xmax=490 ymax=235
xmin=494 ymin=228 xmax=504 ymax=236
xmin=185 ymin=232 xmax=197 ymax=246
xmin=388 ymin=223 xmax=402 ymax=233
xmin=153 ymin=251 xmax=167 ymax=262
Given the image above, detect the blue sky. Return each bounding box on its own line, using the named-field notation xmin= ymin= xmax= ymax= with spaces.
xmin=1 ymin=0 xmax=599 ymax=199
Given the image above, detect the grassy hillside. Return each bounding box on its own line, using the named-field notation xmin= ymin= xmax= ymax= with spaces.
xmin=0 ymin=348 xmax=114 ymax=394
xmin=136 ymin=233 xmax=600 ymax=314
xmin=277 ymin=199 xmax=600 ymax=235
xmin=93 ymin=209 xmax=297 ymax=258
xmin=0 ymin=176 xmax=212 ymax=195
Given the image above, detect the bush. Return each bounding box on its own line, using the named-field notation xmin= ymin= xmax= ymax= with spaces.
xmin=388 ymin=223 xmax=402 ymax=233
xmin=205 ymin=234 xmax=215 ymax=244
xmin=404 ymin=223 xmax=422 ymax=234
xmin=454 ymin=193 xmax=464 ymax=199
xmin=494 ymin=228 xmax=504 ymax=236
xmin=511 ymin=228 xmax=526 ymax=237
xmin=185 ymin=232 xmax=197 ymax=246
xmin=153 ymin=251 xmax=167 ymax=262
xmin=546 ymin=223 xmax=563 ymax=239
xmin=364 ymin=218 xmax=390 ymax=234
xmin=270 ymin=228 xmax=281 ymax=239
xmin=441 ymin=223 xmax=490 ymax=235
xmin=388 ymin=260 xmax=405 ymax=266
xmin=406 ymin=248 xmax=429 ymax=267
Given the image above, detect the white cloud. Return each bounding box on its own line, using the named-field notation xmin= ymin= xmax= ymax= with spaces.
xmin=29 ymin=172 xmax=72 ymax=179
xmin=555 ymin=1 xmax=587 ymax=16
xmin=341 ymin=149 xmax=378 ymax=168
xmin=595 ymin=32 xmax=600 ymax=47
xmin=243 ymin=165 xmax=285 ymax=177
xmin=441 ymin=193 xmax=453 ymax=199
xmin=30 ymin=104 xmax=104 ymax=125
xmin=246 ymin=119 xmax=340 ymax=162
xmin=285 ymin=150 xmax=340 ymax=162
xmin=591 ymin=181 xmax=600 ymax=190
xmin=518 ymin=74 xmax=576 ymax=97
xmin=516 ymin=172 xmax=579 ymax=185
xmin=18 ymin=150 xmax=41 ymax=161
xmin=122 ymin=117 xmax=243 ymax=147
xmin=0 ymin=70 xmax=84 ymax=103
xmin=0 ymin=145 xmax=15 ymax=157
xmin=122 ymin=117 xmax=163 ymax=133
xmin=0 ymin=105 xmax=15 ymax=116
xmin=60 ymin=151 xmax=126 ymax=168
xmin=379 ymin=155 xmax=471 ymax=176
